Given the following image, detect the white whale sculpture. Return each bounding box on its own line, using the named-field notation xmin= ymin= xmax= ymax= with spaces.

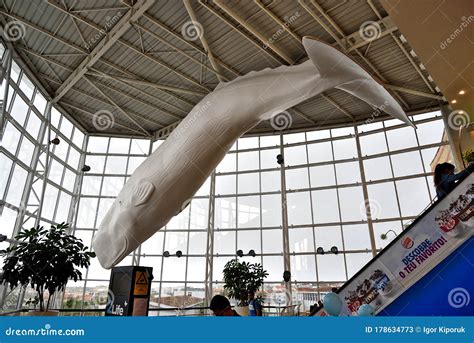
xmin=92 ymin=37 xmax=412 ymax=269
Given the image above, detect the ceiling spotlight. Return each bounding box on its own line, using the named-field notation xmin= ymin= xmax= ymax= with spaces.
xmin=81 ymin=165 xmax=91 ymax=172
xmin=458 ymin=90 xmax=465 ymax=95
xmin=248 ymin=249 xmax=256 ymax=257
xmin=330 ymin=246 xmax=338 ymax=255
xmin=50 ymin=137 xmax=60 ymax=145
xmin=176 ymin=250 xmax=183 ymax=258
xmin=276 ymin=154 xmax=284 ymax=165
xmin=236 ymin=249 xmax=244 ymax=257
xmin=163 ymin=251 xmax=170 ymax=257
xmin=451 ymin=99 xmax=457 ymax=104
xmin=316 ymin=247 xmax=325 ymax=255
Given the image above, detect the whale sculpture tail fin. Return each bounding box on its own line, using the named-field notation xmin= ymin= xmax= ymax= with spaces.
xmin=302 ymin=36 xmax=414 ymax=127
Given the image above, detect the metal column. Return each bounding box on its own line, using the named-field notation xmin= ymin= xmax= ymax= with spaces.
xmin=354 ymin=126 xmax=377 ymax=256
xmin=279 ymin=134 xmax=292 ymax=300
xmin=204 ymin=171 xmax=216 ymax=307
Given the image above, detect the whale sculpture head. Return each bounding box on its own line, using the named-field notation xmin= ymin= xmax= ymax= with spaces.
xmin=92 ymin=180 xmax=155 ymax=269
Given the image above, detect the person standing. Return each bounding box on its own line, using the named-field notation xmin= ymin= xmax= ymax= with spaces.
xmin=248 ymin=291 xmax=262 ymax=316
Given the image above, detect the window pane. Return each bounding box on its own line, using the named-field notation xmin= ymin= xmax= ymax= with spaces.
xmin=86 ymin=155 xmax=106 ymax=174
xmin=102 ymin=177 xmax=125 ymax=196
xmin=345 ymin=252 xmax=372 ymax=278
xmin=416 ymin=120 xmax=445 ymax=145
xmin=5 ymin=165 xmax=27 ymax=206
xmin=214 ymin=231 xmax=236 ymax=254
xmin=261 ymin=194 xmax=281 ymax=227
xmin=307 ymin=142 xmax=333 ymax=163
xmin=3 ymin=122 xmax=21 ymax=155
xmin=286 ymin=167 xmax=309 ymax=190
xmin=108 ymin=137 xmax=130 ymax=154
xmin=386 ymin=127 xmax=418 ymax=151
xmin=33 ymin=91 xmax=47 ymax=113
xmin=396 ymin=178 xmax=430 ymax=216
xmin=19 ymin=75 xmax=35 ymax=99
xmin=309 ymin=165 xmax=336 ymax=187
xmin=291 ymin=255 xmax=316 ymax=281
xmin=363 ymin=156 xmax=392 ymax=181
xmin=17 ymin=138 xmax=35 ymax=166
xmin=216 ymin=153 xmax=236 ymax=173
xmin=238 ymin=195 xmax=260 ymax=228
xmin=262 ymin=229 xmax=282 ymax=253
xmin=238 ymin=151 xmax=259 ymax=171
xmin=215 ymin=197 xmax=236 ymax=229
xmin=105 ymin=156 xmax=127 ymax=174
xmin=87 ymin=136 xmax=109 ymax=153
xmin=237 ymin=230 xmax=260 ymax=253
xmin=317 ymin=254 xmax=346 ymax=281
xmin=130 ymin=139 xmax=149 ymax=154
xmin=26 ymin=111 xmax=42 ymax=141
xmin=284 ymin=145 xmax=307 ymax=166
xmin=215 ymin=175 xmax=236 ymax=195
xmin=332 ymin=138 xmax=357 ymax=160
xmin=312 ymin=189 xmax=339 ymax=224
xmin=391 ymin=151 xmax=424 ymax=177
xmin=360 ymin=132 xmax=387 ymax=156
xmin=287 ymin=192 xmax=312 ymax=225
xmin=335 ymin=161 xmax=361 ymax=184
xmin=261 ymin=171 xmax=281 ymax=192
xmin=367 ymin=182 xmax=400 ymax=219
xmin=260 ymin=149 xmax=279 ymax=169
xmin=343 ymin=224 xmax=371 ymax=250
xmin=10 ymin=93 xmax=29 ymax=125
xmin=289 ymin=228 xmax=314 ymax=253
xmin=315 ymin=226 xmax=343 ymax=248
xmin=237 ymin=172 xmax=259 ymax=194
xmin=338 ymin=187 xmax=365 ymax=221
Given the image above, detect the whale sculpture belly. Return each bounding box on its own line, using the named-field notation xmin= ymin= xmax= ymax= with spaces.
xmin=92 ymin=37 xmax=412 ymax=269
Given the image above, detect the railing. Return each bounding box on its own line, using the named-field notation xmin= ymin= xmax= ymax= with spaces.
xmin=1 ymin=304 xmax=304 ymax=316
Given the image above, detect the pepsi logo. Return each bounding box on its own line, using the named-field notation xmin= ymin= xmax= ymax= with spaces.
xmin=401 ymin=236 xmax=414 ymax=249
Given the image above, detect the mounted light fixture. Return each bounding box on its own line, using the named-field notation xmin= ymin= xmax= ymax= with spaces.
xmin=283 ymin=271 xmax=291 ymax=282
xmin=50 ymin=137 xmax=60 ymax=145
xmin=176 ymin=250 xmax=183 ymax=258
xmin=236 ymin=249 xmax=244 ymax=257
xmin=458 ymin=90 xmax=465 ymax=95
xmin=276 ymin=154 xmax=284 ymax=165
xmin=81 ymin=165 xmax=91 ymax=172
xmin=316 ymin=247 xmax=325 ymax=255
xmin=163 ymin=251 xmax=170 ymax=257
xmin=330 ymin=246 xmax=338 ymax=255
xmin=380 ymin=229 xmax=398 ymax=240
xmin=248 ymin=249 xmax=256 ymax=257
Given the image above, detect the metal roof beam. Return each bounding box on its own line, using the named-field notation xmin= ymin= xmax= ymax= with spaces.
xmin=61 ymin=100 xmax=148 ymax=136
xmin=142 ymin=12 xmax=240 ymax=77
xmin=51 ymin=0 xmax=155 ymax=102
xmin=383 ymin=84 xmax=443 ymax=100
xmin=183 ymin=0 xmax=225 ymax=83
xmin=133 ymin=22 xmax=228 ymax=81
xmin=82 ymin=76 xmax=152 ymax=137
xmin=214 ymin=0 xmax=294 ymax=65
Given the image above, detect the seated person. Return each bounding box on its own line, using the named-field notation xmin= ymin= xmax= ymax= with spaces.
xmin=209 ymin=295 xmax=239 ymax=316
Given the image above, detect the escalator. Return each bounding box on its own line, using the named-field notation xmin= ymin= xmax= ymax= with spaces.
xmin=311 ymin=173 xmax=474 ymax=316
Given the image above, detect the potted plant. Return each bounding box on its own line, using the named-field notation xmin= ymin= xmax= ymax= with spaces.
xmin=0 ymin=222 xmax=95 ymax=315
xmin=462 ymin=149 xmax=474 ymax=166
xmin=222 ymin=259 xmax=268 ymax=316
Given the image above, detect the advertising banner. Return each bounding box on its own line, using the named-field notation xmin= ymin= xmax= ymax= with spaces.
xmin=316 ymin=174 xmax=473 ymax=316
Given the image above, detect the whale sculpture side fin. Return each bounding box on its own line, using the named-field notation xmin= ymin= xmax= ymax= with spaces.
xmin=132 ymin=181 xmax=155 ymax=206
